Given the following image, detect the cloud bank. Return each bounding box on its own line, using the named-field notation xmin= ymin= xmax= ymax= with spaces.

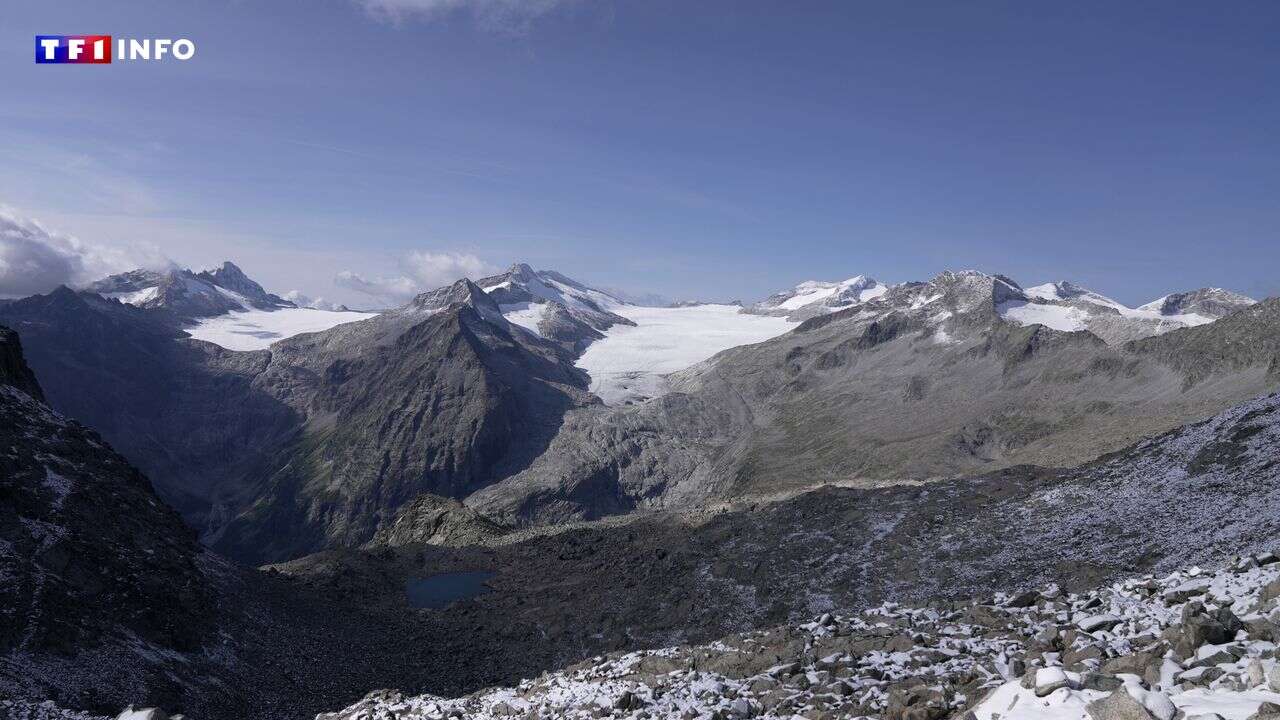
xmin=0 ymin=207 xmax=167 ymax=298
xmin=282 ymin=290 xmax=349 ymax=312
xmin=356 ymin=0 xmax=576 ymax=33
xmin=335 ymin=251 xmax=498 ymax=306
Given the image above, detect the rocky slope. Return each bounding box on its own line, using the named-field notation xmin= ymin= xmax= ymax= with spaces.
xmin=367 ymin=493 xmax=509 ymax=548
xmin=468 ymin=271 xmax=1278 ymax=525
xmin=0 ymin=323 xmax=217 ymax=713
xmin=318 ymin=558 xmax=1280 ymax=720
xmin=0 ymin=325 xmax=215 ymax=661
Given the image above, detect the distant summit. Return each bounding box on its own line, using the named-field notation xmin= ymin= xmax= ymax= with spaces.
xmin=746 ymin=274 xmax=889 ymax=319
xmin=477 ymin=263 xmax=635 ymax=353
xmin=88 ymin=261 xmax=294 ymax=320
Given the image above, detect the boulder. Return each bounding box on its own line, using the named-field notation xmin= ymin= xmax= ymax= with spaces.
xmin=1079 ymin=614 xmax=1123 ymax=633
xmin=1248 ymin=702 xmax=1280 ymax=720
xmin=1102 ymin=652 xmax=1160 ymax=677
xmin=1087 ymin=690 xmax=1160 ymax=720
xmin=1164 ymin=578 xmax=1212 ymax=604
xmin=1006 ymin=591 xmax=1041 ymax=608
xmin=1177 ymin=603 xmax=1241 ymax=657
xmin=1249 ymin=658 xmax=1266 ymax=687
xmin=1081 ymin=673 xmax=1124 ymax=692
xmin=884 ymin=682 xmax=949 ymax=720
xmin=1035 ymin=667 xmax=1072 ymax=696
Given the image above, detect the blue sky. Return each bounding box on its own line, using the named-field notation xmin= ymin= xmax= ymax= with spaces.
xmin=1 ymin=1 xmax=1278 ymax=307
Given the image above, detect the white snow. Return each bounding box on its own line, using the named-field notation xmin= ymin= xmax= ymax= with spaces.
xmin=997 ymin=301 xmax=1089 ymax=332
xmin=776 ymin=282 xmax=839 ymax=310
xmin=769 ymin=275 xmax=887 ymax=312
xmin=858 ymin=283 xmax=889 ymax=302
xmin=481 ymin=273 xmax=625 ymax=314
xmin=99 ymin=286 xmax=160 ymax=306
xmin=1013 ymin=283 xmax=1223 ymax=334
xmin=185 ymin=308 xmax=378 ymax=351
xmin=500 ymin=302 xmax=548 ymax=337
xmin=576 ymin=305 xmax=793 ymax=405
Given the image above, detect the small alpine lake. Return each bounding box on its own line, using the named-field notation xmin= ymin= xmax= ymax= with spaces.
xmin=405 ymin=570 xmax=495 ymax=609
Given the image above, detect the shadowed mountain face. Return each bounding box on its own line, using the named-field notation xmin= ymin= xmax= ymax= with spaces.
xmin=0 ymin=288 xmax=301 ymax=524
xmin=209 ymin=296 xmax=593 ymax=562
xmin=0 ymin=324 xmax=215 ymax=710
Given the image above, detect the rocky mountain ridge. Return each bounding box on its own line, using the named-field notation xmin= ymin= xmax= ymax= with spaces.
xmin=751 ymin=271 xmax=1255 ymax=343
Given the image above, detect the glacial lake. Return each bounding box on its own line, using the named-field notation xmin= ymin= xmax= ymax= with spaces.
xmin=405 ymin=571 xmax=495 ymax=609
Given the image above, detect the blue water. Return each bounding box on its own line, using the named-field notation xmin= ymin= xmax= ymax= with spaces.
xmin=405 ymin=571 xmax=495 ymax=609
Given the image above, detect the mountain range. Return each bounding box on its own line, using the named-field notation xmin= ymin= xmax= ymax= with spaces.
xmin=1 ymin=263 xmax=1273 ymax=563
xmin=4 ymin=258 xmax=1280 ymax=720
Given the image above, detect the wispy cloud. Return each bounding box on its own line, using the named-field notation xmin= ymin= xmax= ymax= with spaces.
xmin=282 ymin=290 xmax=349 ymax=312
xmin=335 ymin=250 xmax=498 ymax=305
xmin=356 ymin=0 xmax=578 ymax=33
xmin=0 ymin=206 xmax=169 ymax=298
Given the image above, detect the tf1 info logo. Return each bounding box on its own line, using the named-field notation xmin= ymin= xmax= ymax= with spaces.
xmin=35 ymin=36 xmax=196 ymax=64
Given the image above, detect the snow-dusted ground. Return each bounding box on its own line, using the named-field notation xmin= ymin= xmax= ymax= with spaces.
xmin=318 ymin=558 xmax=1280 ymax=720
xmin=575 ymin=304 xmax=793 ymax=405
xmin=185 ymin=308 xmax=378 ymax=351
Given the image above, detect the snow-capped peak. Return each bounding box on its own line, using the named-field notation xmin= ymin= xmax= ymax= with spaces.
xmin=1137 ymin=287 xmax=1256 ymax=318
xmin=478 ymin=263 xmax=628 ymax=315
xmin=1024 ymin=281 xmax=1129 ymax=312
xmin=753 ymin=274 xmax=888 ymax=315
xmin=88 ymin=262 xmax=295 ymax=318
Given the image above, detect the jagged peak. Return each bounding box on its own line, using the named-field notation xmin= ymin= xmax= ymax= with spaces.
xmin=408 ymin=277 xmax=501 ymax=315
